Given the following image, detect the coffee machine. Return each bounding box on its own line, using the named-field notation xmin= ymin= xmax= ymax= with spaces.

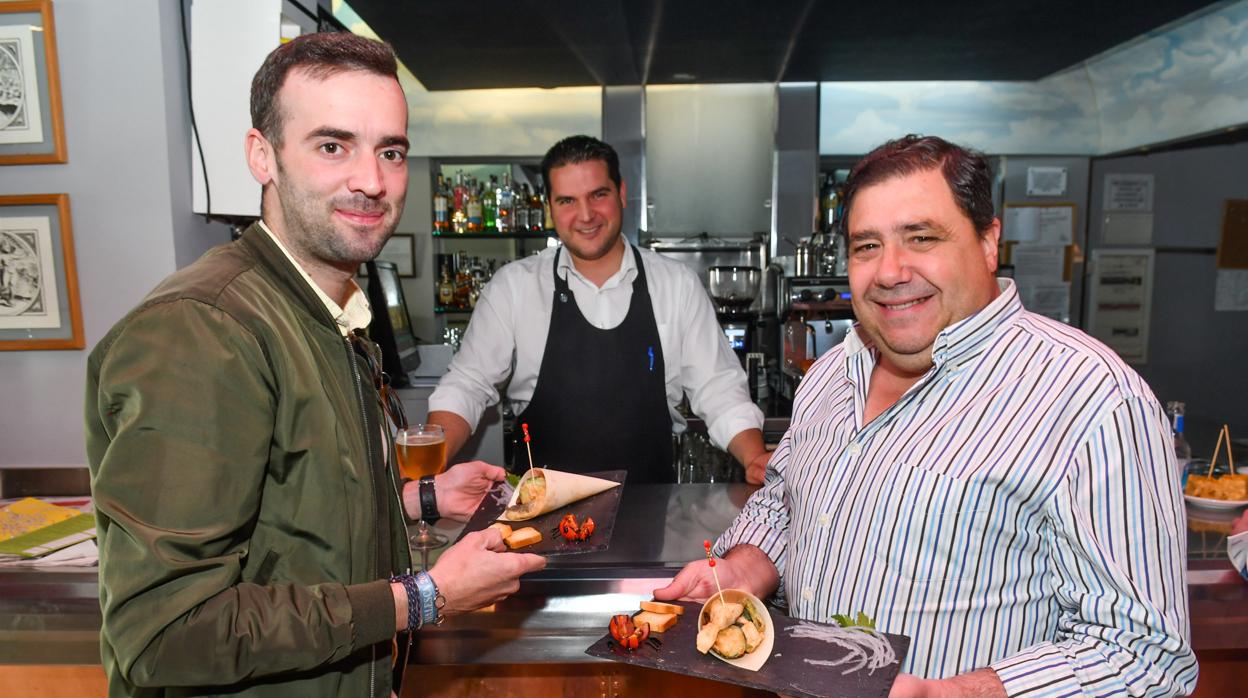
xmin=707 ymin=265 xmax=760 ymax=362
xmin=644 ymin=235 xmax=772 ymax=406
xmin=777 ymin=275 xmax=855 ymax=402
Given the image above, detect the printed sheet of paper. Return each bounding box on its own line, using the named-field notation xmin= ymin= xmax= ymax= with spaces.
xmin=1104 ymin=174 xmax=1154 ymax=212
xmin=1087 ymin=249 xmax=1154 ymax=364
xmin=1003 ymin=205 xmax=1074 ymax=245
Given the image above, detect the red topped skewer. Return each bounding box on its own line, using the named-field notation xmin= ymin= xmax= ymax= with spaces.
xmin=521 ymin=423 xmax=535 ymax=473
xmin=704 ymin=539 xmax=726 ymax=606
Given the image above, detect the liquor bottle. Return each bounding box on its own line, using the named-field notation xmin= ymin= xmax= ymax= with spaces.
xmin=454 ymin=252 xmax=473 ymax=308
xmin=482 ymin=175 xmax=498 ymax=232
xmin=466 ymin=184 xmax=483 ymax=233
xmin=529 ymin=186 xmax=544 ymax=232
xmin=515 ymin=184 xmax=530 ymax=233
xmin=432 ymin=174 xmax=449 ymax=233
xmin=436 ymin=262 xmax=455 ymax=307
xmin=496 ymin=172 xmax=515 ymax=233
xmin=1167 ymin=401 xmax=1192 ymax=479
xmin=451 ymin=171 xmax=468 ymax=234
xmin=542 ymin=188 xmax=554 ymax=231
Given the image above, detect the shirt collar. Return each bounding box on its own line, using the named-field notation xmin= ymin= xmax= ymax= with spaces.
xmin=257 ymin=220 xmax=372 ymax=336
xmin=843 ymin=278 xmax=1022 ymax=369
xmin=556 ymin=237 xmax=637 ymax=290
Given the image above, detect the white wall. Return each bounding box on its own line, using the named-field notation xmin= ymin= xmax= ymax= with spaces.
xmin=0 ymin=0 xmax=230 ymax=468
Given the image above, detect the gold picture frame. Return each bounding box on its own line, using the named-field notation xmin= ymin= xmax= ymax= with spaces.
xmin=0 ymin=193 xmax=83 ymax=350
xmin=0 ymin=0 xmax=67 ymax=165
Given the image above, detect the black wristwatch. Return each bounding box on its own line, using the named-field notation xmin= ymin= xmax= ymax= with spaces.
xmin=419 ymin=475 xmax=440 ymax=523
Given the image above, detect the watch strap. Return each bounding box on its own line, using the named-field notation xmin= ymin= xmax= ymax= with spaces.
xmin=419 ymin=475 xmax=440 ymax=522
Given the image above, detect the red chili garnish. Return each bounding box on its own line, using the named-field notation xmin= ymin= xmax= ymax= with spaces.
xmin=608 ymin=613 xmax=649 ymax=650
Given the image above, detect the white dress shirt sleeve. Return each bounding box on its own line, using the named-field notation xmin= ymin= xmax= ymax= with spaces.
xmin=1231 ymin=531 xmax=1248 ymax=582
xmin=990 ymin=395 xmax=1196 ymax=697
xmin=662 ymin=262 xmax=763 ymax=449
xmin=713 ymin=427 xmax=792 ymax=598
xmin=427 ymin=277 xmax=517 ymax=431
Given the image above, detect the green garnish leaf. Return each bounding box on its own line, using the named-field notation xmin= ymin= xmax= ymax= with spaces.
xmin=831 ymin=611 xmax=876 ymax=629
xmin=505 ymin=473 xmax=521 ymax=488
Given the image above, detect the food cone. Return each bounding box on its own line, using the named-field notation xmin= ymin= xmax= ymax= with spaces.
xmin=698 ymin=589 xmax=775 ymax=672
xmin=499 ymin=468 xmax=620 ymax=522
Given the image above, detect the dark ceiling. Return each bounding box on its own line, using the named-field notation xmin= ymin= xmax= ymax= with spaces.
xmin=349 ymin=0 xmax=1220 ymax=90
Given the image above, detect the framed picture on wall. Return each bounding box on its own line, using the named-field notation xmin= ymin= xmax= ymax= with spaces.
xmin=0 ymin=193 xmax=83 ymax=350
xmin=358 ymin=233 xmax=416 ymax=278
xmin=0 ymin=0 xmax=67 ymax=165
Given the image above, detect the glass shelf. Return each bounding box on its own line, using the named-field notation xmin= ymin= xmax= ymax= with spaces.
xmin=431 ymin=231 xmax=555 ymax=239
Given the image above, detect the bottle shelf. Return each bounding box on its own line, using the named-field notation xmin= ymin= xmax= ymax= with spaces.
xmin=431 ymin=231 xmax=555 ymax=239
xmin=434 ymin=306 xmax=473 ymax=314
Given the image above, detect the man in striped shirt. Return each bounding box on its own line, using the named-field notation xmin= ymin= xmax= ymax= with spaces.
xmin=656 ymin=136 xmax=1196 ymax=696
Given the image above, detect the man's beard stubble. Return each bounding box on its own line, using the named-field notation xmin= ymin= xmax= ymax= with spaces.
xmin=273 ymin=161 xmax=401 ymax=268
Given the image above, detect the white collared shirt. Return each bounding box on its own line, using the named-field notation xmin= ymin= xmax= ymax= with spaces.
xmin=258 ymin=220 xmax=371 ymax=336
xmin=429 ymin=239 xmax=763 ymax=450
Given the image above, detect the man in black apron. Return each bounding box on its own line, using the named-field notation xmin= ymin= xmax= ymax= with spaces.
xmin=429 ymin=136 xmax=769 ymax=484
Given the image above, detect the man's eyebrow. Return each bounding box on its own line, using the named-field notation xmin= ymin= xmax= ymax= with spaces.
xmin=379 ymin=134 xmax=410 ymax=150
xmin=305 ymin=127 xmax=356 ymax=142
xmin=897 ymin=219 xmax=949 ymax=235
xmin=847 ymin=229 xmax=880 ymax=242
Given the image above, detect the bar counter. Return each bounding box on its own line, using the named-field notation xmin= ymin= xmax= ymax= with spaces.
xmin=3 ymin=484 xmax=1246 ymax=695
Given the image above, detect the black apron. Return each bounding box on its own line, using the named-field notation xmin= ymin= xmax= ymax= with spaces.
xmin=514 ymin=246 xmax=675 ymax=484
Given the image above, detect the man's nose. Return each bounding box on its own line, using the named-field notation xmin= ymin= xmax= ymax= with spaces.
xmin=574 ymin=198 xmax=595 ymax=222
xmin=875 ymin=243 xmax=912 ymax=286
xmin=348 ymin=155 xmax=384 ymax=198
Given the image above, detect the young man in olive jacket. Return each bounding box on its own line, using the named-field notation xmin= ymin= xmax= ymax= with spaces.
xmin=85 ymin=33 xmax=544 ymax=697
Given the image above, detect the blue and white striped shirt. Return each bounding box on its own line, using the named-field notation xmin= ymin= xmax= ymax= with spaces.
xmin=717 ymin=280 xmax=1196 ymax=696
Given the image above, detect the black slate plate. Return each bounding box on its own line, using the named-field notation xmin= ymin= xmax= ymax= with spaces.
xmin=584 ymin=600 xmax=909 ymax=698
xmin=455 ymin=469 xmax=627 ymax=556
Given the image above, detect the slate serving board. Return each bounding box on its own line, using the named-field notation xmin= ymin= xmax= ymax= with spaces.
xmin=584 ymin=600 xmax=909 ymax=698
xmin=455 ymin=469 xmax=627 ymax=556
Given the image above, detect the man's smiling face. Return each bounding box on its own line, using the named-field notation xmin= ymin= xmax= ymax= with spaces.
xmin=846 ymin=167 xmax=1001 ymax=374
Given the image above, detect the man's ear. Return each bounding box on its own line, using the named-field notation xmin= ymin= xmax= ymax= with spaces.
xmin=980 ymin=217 xmax=1002 ymax=272
xmin=245 ymin=128 xmax=276 ymax=186
xmin=617 ymin=179 xmax=628 ymax=209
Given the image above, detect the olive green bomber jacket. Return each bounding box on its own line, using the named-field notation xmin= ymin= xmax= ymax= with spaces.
xmin=85 ymin=225 xmax=412 ymax=697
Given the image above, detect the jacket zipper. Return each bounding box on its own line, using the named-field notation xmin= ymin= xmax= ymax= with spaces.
xmin=345 ymin=335 xmax=381 ymax=698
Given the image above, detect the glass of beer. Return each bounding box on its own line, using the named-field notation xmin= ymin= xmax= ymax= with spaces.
xmin=395 ymin=424 xmax=446 ymax=480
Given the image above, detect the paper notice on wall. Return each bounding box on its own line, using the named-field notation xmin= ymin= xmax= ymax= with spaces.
xmin=1104 ymin=174 xmax=1154 ymax=212
xmin=1087 ymin=249 xmax=1154 ymax=364
xmin=1026 ymin=167 xmax=1068 ymax=197
xmin=1214 ymin=269 xmax=1248 ymax=311
xmin=1003 ymin=205 xmax=1074 ymax=244
xmin=1019 ymin=283 xmax=1071 ymax=322
xmin=1012 ymin=244 xmax=1070 ymax=322
xmin=1102 ymin=212 xmax=1154 ymax=246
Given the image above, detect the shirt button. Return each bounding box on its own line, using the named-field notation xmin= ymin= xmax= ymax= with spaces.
xmin=817 ymin=514 xmax=830 ymax=528
xmin=848 ymin=443 xmax=862 ymax=456
xmin=801 ymin=587 xmax=814 ymax=602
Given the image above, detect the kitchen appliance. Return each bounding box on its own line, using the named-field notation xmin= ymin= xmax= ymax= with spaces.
xmin=777 ymin=276 xmax=855 ymax=392
xmin=708 ymin=265 xmax=760 ymax=362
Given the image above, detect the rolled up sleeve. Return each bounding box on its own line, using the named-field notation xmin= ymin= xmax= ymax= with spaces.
xmin=669 ymin=269 xmax=763 ymax=450
xmin=714 ymin=430 xmax=792 ymax=593
xmin=990 ymin=396 xmax=1197 ymax=697
xmin=428 ymin=284 xmax=515 ymax=430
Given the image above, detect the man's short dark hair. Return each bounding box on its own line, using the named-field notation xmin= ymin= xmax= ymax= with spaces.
xmin=842 ymin=135 xmax=995 ymax=236
xmin=250 ymin=32 xmax=398 ymax=148
xmin=541 ymin=135 xmax=622 ymax=193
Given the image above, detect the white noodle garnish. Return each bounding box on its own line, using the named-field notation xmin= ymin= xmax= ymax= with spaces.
xmin=787 ymin=621 xmax=897 ymax=675
xmin=490 ymin=481 xmax=515 ymax=507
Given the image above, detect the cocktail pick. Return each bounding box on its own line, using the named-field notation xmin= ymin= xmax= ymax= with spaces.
xmin=522 ymin=423 xmax=535 ymax=472
xmin=704 ymin=539 xmax=726 ymax=607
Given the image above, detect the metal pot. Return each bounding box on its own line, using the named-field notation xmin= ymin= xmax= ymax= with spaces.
xmin=707 ymin=266 xmax=760 ymax=310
